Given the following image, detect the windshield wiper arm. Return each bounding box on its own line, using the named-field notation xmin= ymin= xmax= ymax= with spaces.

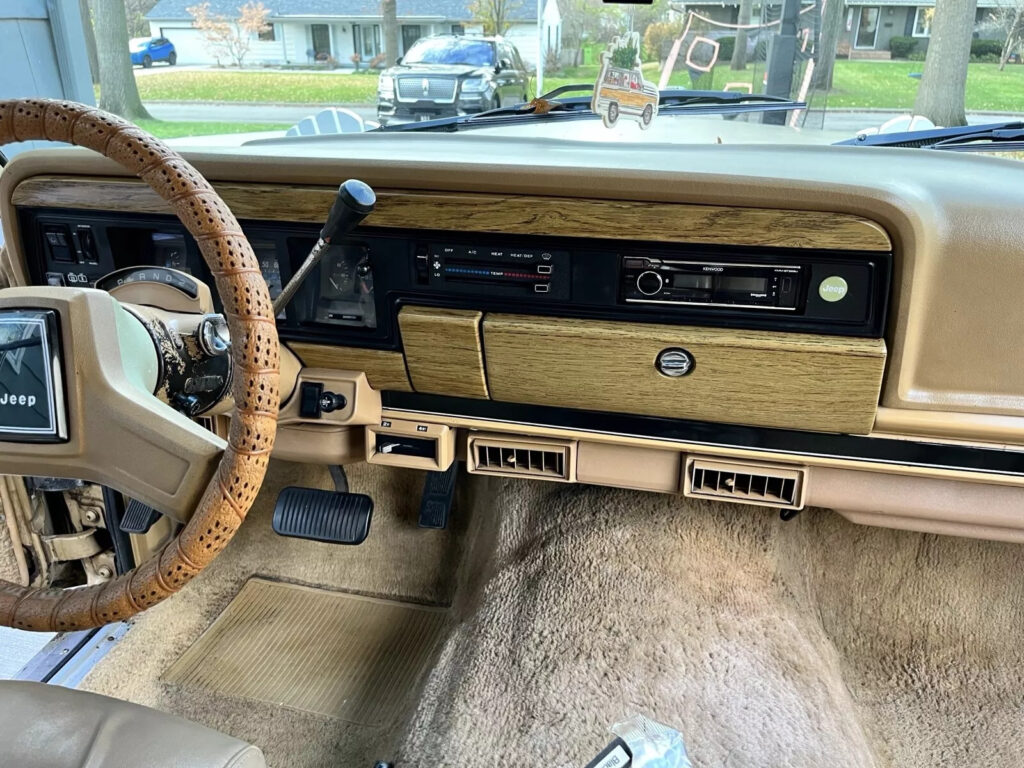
xmin=373 ymin=88 xmax=804 ymax=133
xmin=835 ymin=121 xmax=1024 ymax=151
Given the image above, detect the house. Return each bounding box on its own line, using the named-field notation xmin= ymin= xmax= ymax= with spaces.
xmin=842 ymin=1 xmax=1005 ymax=56
xmin=678 ymin=0 xmax=1007 ymax=58
xmin=145 ymin=0 xmax=562 ymax=68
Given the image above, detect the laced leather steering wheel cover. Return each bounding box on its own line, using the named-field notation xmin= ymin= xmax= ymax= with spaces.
xmin=0 ymin=99 xmax=280 ymax=631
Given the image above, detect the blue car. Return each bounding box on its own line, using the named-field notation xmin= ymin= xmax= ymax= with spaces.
xmin=130 ymin=37 xmax=176 ymax=68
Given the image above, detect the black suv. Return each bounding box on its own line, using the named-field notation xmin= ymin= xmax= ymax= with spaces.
xmin=377 ymin=35 xmax=529 ymax=125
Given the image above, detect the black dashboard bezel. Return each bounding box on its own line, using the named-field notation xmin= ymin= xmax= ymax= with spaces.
xmin=19 ymin=207 xmax=892 ymax=349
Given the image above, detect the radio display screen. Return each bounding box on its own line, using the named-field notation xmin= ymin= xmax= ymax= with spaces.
xmin=672 ymin=274 xmax=714 ymax=290
xmin=719 ymin=276 xmax=768 ymax=293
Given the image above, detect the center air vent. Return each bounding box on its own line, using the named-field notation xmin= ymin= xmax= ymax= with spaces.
xmin=467 ymin=434 xmax=576 ymax=482
xmin=684 ymin=458 xmax=805 ymax=510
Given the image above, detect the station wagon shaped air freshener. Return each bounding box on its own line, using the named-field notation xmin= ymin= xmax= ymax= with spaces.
xmin=591 ymin=31 xmax=659 ymax=130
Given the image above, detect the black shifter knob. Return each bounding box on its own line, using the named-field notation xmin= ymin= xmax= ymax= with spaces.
xmin=320 ymin=179 xmax=376 ymax=242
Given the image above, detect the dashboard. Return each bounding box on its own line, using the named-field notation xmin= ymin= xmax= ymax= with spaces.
xmin=3 ymin=135 xmax=1024 ymax=543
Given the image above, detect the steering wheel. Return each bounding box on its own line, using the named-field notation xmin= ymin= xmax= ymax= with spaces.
xmin=0 ymin=99 xmax=279 ymax=631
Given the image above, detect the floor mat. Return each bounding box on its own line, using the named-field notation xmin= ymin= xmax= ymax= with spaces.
xmin=162 ymin=578 xmax=447 ymax=727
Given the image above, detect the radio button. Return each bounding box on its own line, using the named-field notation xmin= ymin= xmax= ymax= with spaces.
xmin=636 ymin=270 xmax=664 ymax=296
xmin=818 ymin=275 xmax=849 ymax=303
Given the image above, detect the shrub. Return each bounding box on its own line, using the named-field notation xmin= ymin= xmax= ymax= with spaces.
xmin=908 ymin=50 xmax=926 ymax=61
xmin=973 ymin=52 xmax=1001 ymax=63
xmin=715 ymin=36 xmax=735 ymax=62
xmin=643 ymin=20 xmax=685 ymax=62
xmin=971 ymin=38 xmax=1003 ymax=57
xmin=888 ymin=36 xmax=916 ymax=59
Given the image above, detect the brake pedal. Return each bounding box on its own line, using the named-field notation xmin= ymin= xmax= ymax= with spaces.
xmin=272 ymin=487 xmax=373 ymax=545
xmin=119 ymin=498 xmax=162 ymax=534
xmin=418 ymin=462 xmax=458 ymax=530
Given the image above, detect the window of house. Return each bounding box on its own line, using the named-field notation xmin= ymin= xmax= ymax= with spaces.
xmin=451 ymin=24 xmax=465 ymax=35
xmin=355 ymin=24 xmax=381 ymax=58
xmin=912 ymin=7 xmax=932 ymax=37
xmin=259 ymin=24 xmax=276 ymax=42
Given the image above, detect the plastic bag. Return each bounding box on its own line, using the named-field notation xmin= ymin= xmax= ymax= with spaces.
xmin=603 ymin=714 xmax=692 ymax=768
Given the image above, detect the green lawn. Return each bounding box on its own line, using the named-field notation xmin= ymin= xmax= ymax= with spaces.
xmin=135 ymin=119 xmax=287 ymax=138
xmin=548 ymin=60 xmax=1024 ymax=111
xmin=131 ymin=60 xmax=1024 ymax=112
xmin=135 ymin=70 xmax=382 ymax=104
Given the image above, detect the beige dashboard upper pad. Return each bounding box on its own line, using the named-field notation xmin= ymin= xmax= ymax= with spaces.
xmin=0 ymin=99 xmax=280 ymax=632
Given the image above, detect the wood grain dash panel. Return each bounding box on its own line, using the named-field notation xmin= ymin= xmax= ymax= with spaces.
xmin=12 ymin=176 xmax=892 ymax=252
xmin=483 ymin=315 xmax=886 ymax=435
xmin=287 ymin=342 xmax=411 ymax=392
xmin=399 ymin=305 xmax=489 ymax=399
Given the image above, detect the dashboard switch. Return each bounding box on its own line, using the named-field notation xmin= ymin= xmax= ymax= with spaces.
xmin=43 ymin=225 xmax=74 ymax=263
xmin=299 ymin=382 xmax=324 ymax=418
xmin=75 ymin=226 xmax=99 ymax=264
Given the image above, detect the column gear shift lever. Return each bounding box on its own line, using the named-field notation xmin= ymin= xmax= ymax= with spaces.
xmin=272 ymin=179 xmax=376 ymax=316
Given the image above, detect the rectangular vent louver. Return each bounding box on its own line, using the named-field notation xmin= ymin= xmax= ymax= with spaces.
xmin=684 ymin=458 xmax=805 ymax=510
xmin=467 ymin=434 xmax=576 ymax=482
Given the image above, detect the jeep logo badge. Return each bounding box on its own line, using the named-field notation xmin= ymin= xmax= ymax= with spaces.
xmin=0 ymin=310 xmax=67 ymax=442
xmin=421 ymin=78 xmax=430 ymax=96
xmin=818 ymin=275 xmax=849 ymax=303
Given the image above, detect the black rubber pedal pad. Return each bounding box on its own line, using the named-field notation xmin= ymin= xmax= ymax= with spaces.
xmin=418 ymin=462 xmax=459 ymax=530
xmin=120 ymin=498 xmax=162 ymax=534
xmin=272 ymin=487 xmax=374 ymax=545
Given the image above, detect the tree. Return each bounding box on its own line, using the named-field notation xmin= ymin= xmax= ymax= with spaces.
xmin=125 ymin=0 xmax=161 ymax=38
xmin=913 ymin=0 xmax=979 ymax=125
xmin=811 ymin=0 xmax=846 ymax=89
xmin=730 ymin=0 xmax=754 ymax=70
xmin=559 ymin=0 xmax=611 ymax=66
xmin=982 ymin=1 xmax=1024 ymax=70
xmin=469 ymin=0 xmax=523 ymax=36
xmin=78 ymin=0 xmax=100 ymax=86
xmin=382 ymin=0 xmax=399 ymax=67
xmin=187 ymin=1 xmax=271 ymax=68
xmin=93 ymin=0 xmax=151 ymax=120
xmin=643 ymin=20 xmax=684 ymax=64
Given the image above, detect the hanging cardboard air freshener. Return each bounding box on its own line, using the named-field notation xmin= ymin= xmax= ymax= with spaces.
xmin=591 ymin=32 xmax=659 ymax=130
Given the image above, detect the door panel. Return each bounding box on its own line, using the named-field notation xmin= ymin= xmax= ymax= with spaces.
xmin=855 ymin=7 xmax=880 ymax=49
xmin=311 ymin=24 xmax=331 ymax=58
xmin=401 ymin=25 xmax=421 ymax=55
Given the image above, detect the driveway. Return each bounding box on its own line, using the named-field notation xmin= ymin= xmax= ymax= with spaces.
xmin=145 ymin=101 xmax=376 ymax=125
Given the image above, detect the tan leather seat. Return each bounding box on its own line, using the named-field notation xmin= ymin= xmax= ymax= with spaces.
xmin=0 ymin=681 xmax=265 ymax=767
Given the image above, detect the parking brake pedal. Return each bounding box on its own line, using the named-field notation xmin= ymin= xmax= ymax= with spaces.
xmin=120 ymin=499 xmax=162 ymax=534
xmin=273 ymin=487 xmax=373 ymax=545
xmin=418 ymin=463 xmax=459 ymax=530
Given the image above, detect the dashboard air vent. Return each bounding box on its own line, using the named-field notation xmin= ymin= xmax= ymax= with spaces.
xmin=684 ymin=458 xmax=805 ymax=510
xmin=467 ymin=434 xmax=576 ymax=482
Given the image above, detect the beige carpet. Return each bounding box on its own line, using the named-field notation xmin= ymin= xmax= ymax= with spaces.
xmin=79 ymin=462 xmax=1024 ymax=767
xmin=80 ymin=460 xmax=475 ymax=767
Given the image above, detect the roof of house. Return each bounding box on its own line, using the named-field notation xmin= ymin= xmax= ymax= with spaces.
xmin=147 ymin=0 xmax=536 ymax=22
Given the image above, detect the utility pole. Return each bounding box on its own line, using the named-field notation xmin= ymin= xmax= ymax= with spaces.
xmin=536 ymin=0 xmax=545 ymax=97
xmin=763 ymin=0 xmax=801 ymax=124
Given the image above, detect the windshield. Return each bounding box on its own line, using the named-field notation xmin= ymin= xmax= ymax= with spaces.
xmin=3 ymin=2 xmax=1023 ymax=157
xmin=403 ymin=38 xmax=494 ymax=67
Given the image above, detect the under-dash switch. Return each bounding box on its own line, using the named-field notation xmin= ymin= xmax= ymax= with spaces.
xmin=299 ymin=381 xmax=324 ymax=418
